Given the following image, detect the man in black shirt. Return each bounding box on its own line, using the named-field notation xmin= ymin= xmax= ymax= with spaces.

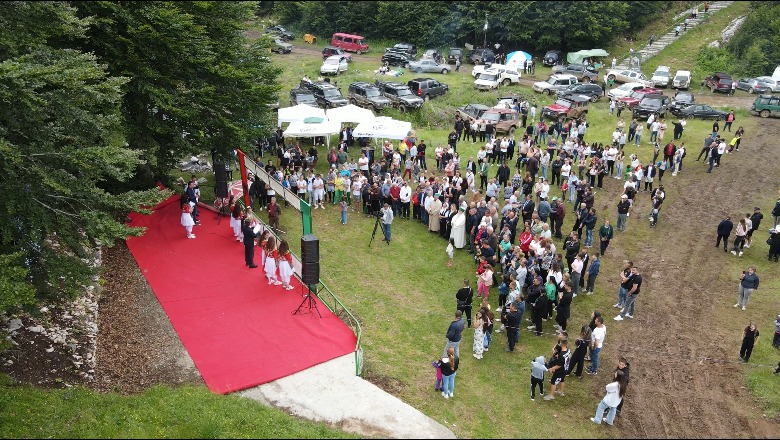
xmin=455 ymin=279 xmax=474 ymax=327
xmin=543 ymin=339 xmax=570 ymax=400
xmin=505 ymin=301 xmax=522 ymax=352
xmin=615 ymin=266 xmax=642 ymax=320
xmin=241 ymin=218 xmax=259 ymax=268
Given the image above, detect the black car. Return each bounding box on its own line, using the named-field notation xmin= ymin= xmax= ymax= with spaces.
xmin=299 ymin=81 xmax=348 ymax=108
xmin=289 ymin=88 xmax=318 ymax=107
xmin=266 ymin=25 xmax=293 ymax=41
xmin=322 ymin=46 xmax=352 ymax=62
xmin=347 ymin=82 xmax=391 ymax=111
xmin=384 ymin=43 xmax=417 ymax=57
xmin=407 ymin=78 xmax=448 ymax=101
xmin=669 ymin=92 xmax=695 ymax=115
xmin=447 ymin=48 xmax=463 ymax=64
xmin=677 ymin=104 xmax=728 ymax=120
xmin=466 ymin=48 xmax=495 ymax=65
xmin=374 ymin=81 xmax=424 ymax=112
xmin=632 ymin=94 xmax=670 ymax=119
xmin=543 ymin=50 xmax=563 ymax=67
xmin=557 ymin=83 xmax=603 ymax=102
xmin=381 ymin=51 xmax=414 ymax=67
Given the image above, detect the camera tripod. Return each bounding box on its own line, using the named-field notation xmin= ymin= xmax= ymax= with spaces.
xmin=293 ymin=284 xmax=322 ymax=318
xmin=368 ymin=212 xmax=385 ymax=247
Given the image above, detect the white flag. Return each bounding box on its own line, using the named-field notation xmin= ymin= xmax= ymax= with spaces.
xmin=483 ymin=21 xmax=488 ymax=31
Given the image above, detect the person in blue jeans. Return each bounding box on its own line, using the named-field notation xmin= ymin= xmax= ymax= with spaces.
xmin=587 ymin=316 xmax=606 ymax=375
xmin=380 ymin=203 xmax=393 ymax=244
xmin=613 ymin=261 xmax=633 ymax=308
xmin=591 ymin=370 xmax=626 ymax=426
xmin=439 ymin=347 xmax=459 ymax=399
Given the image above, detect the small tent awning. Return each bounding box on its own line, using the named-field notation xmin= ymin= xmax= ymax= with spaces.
xmin=352 ymin=117 xmax=412 ymax=140
xmin=325 ymin=104 xmax=375 ymax=124
xmin=566 ymin=49 xmax=609 ymax=65
xmin=277 ymin=104 xmax=326 ymax=127
xmin=282 ymin=120 xmax=341 ymax=138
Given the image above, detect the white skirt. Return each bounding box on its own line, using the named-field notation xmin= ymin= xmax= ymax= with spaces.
xmin=232 ymin=220 xmax=242 ymax=237
xmin=181 ymin=213 xmax=195 ymax=227
xmin=229 ymin=215 xmax=236 ymax=229
xmin=264 ymin=257 xmax=277 ymax=278
xmin=279 ymin=261 xmax=293 ymax=281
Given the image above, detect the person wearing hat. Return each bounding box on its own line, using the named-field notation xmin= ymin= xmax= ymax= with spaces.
xmin=746 ymin=207 xmax=763 ymax=249
xmin=616 ymin=194 xmax=631 ymax=233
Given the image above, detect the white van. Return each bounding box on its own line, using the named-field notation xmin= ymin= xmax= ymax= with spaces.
xmin=672 ymin=70 xmax=691 ymax=90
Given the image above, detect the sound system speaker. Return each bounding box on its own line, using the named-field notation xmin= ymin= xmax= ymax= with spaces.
xmin=214 ymin=161 xmax=228 ymax=199
xmin=301 ymin=234 xmax=320 ymax=285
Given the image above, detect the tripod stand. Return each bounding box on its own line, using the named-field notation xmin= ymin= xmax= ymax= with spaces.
xmin=293 ymin=285 xmax=322 ymax=318
xmin=368 ymin=212 xmax=384 ymax=247
xmin=215 ymin=197 xmax=230 ymax=225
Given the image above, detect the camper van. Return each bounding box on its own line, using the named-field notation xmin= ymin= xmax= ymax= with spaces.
xmin=331 ymin=33 xmax=369 ymax=54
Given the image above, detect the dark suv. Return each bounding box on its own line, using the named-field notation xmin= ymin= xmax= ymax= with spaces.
xmin=543 ymin=50 xmax=564 ymax=67
xmin=702 ymin=72 xmax=733 ymax=93
xmin=289 ymin=87 xmax=318 ymax=107
xmin=447 ymin=48 xmax=463 ymax=64
xmin=300 ymin=81 xmax=348 ymax=108
xmin=466 ymin=48 xmax=495 ymax=65
xmin=557 ymin=83 xmax=603 ymax=102
xmin=348 ymin=82 xmax=391 ymax=111
xmin=322 ymin=46 xmax=352 ymax=62
xmin=385 ymin=43 xmax=417 ymax=57
xmin=381 ymin=51 xmax=414 ymax=67
xmin=632 ymin=94 xmax=670 ymax=119
xmin=374 ymin=80 xmax=424 ymax=112
xmin=266 ymin=25 xmax=293 ymax=41
xmin=407 ymin=78 xmax=448 ymax=101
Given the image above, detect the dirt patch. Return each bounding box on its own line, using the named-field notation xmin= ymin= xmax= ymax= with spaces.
xmin=363 ymin=369 xmax=407 ymax=395
xmin=606 ymin=118 xmax=780 ymax=438
xmin=91 ymin=242 xmax=202 ymax=394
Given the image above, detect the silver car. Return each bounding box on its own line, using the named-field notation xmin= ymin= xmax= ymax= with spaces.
xmin=735 ymin=78 xmax=772 ymax=94
xmin=754 ymin=76 xmax=780 ymax=93
xmin=605 ymin=69 xmax=652 ymax=87
xmin=407 ymin=59 xmax=451 ymax=75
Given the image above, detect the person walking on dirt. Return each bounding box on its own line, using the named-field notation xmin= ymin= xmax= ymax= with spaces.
xmin=616 ymin=194 xmax=631 ymax=232
xmin=716 ymin=216 xmax=733 ymax=252
xmin=734 ymin=267 xmax=759 ymax=311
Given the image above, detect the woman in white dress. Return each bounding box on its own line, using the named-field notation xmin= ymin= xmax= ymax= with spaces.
xmin=473 ymin=310 xmax=485 ymax=359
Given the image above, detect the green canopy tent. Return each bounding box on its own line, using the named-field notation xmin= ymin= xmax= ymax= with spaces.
xmin=567 ymin=49 xmax=609 ymax=66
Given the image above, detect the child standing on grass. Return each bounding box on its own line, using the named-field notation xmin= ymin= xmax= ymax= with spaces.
xmin=432 ymin=359 xmax=443 ymax=391
xmin=277 ymin=239 xmax=294 ymax=291
xmin=446 ymin=237 xmax=455 ymax=267
xmin=264 ymin=236 xmax=280 ymax=285
xmin=340 ymin=199 xmax=348 ymax=225
xmin=531 ymin=355 xmax=548 ymax=401
xmin=477 ymin=257 xmax=494 ymax=301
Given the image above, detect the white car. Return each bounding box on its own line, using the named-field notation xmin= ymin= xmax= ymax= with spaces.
xmin=320 ymin=55 xmax=349 ymax=75
xmin=651 ymin=66 xmax=671 ymax=88
xmin=533 ymin=74 xmax=578 ymax=95
xmin=672 ymin=70 xmax=691 ymax=90
xmin=607 ymin=82 xmax=646 ymax=101
xmin=605 ymin=69 xmax=652 ymax=87
xmin=474 ymin=66 xmax=521 ymax=90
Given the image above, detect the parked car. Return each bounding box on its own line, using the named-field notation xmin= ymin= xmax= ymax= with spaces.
xmin=493 ymin=94 xmax=523 ymax=109
xmin=557 ymin=83 xmax=603 ymax=102
xmin=473 ymin=65 xmax=522 ymax=90
xmin=479 ymin=108 xmax=520 ymax=136
xmin=407 ymin=78 xmax=448 ymax=101
xmin=543 ymin=50 xmax=564 ymax=67
xmin=320 ymin=55 xmax=349 ymax=75
xmin=533 ymin=74 xmax=578 ymax=95
xmin=381 ymin=51 xmax=414 ymax=67
xmin=266 ymin=25 xmax=293 ymax=41
xmin=456 ymin=103 xmax=491 ymax=122
xmin=751 ymin=94 xmax=780 ymax=118
xmin=672 ymin=70 xmax=691 ymax=90
xmin=374 ymin=81 xmax=424 ymax=112
xmin=650 ymin=66 xmax=671 ymax=88
xmin=605 ymin=69 xmax=652 ymax=87
xmin=407 ymin=59 xmax=450 ymax=74
xmin=541 ymin=95 xmax=589 ymax=120
xmin=618 ymin=87 xmax=664 ymax=109
xmin=551 ymin=64 xmax=599 ymax=83
xmin=466 ymin=48 xmax=495 ymax=65
xmin=735 ymin=78 xmax=772 ymax=94
xmin=755 ymin=76 xmax=780 ymax=92
xmin=447 ymin=48 xmax=463 ymax=64
xmin=289 ymin=87 xmax=318 ymax=107
xmin=607 ymin=82 xmax=646 ymax=101
xmin=271 ymin=38 xmax=292 ymax=54
xmin=669 ymin=91 xmax=695 ymax=115
xmin=300 ymin=81 xmax=349 ymax=108
xmin=421 ymin=49 xmax=443 ymax=63
xmin=331 ymin=33 xmax=368 ymax=54
xmin=632 ymin=94 xmax=670 ymax=119
xmin=701 ymin=72 xmax=733 ymax=93
xmin=384 ymin=43 xmax=417 ymax=57
xmin=677 ymin=104 xmax=728 ymax=120
xmin=347 ymin=82 xmax=391 ymax=111
xmin=322 ymin=46 xmax=352 ymax=62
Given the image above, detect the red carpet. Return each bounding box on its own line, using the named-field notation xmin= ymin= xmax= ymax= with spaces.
xmin=125 ymin=196 xmax=357 ymax=394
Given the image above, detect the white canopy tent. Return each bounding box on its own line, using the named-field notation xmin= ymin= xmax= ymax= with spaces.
xmin=277 ymin=104 xmax=326 ymax=127
xmin=282 ymin=120 xmax=341 ymax=147
xmin=352 ymin=117 xmax=412 ymax=140
xmin=325 ymin=104 xmax=375 ymax=124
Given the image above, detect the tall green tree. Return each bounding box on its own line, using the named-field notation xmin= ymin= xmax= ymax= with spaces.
xmin=0 ymin=2 xmax=167 ymax=309
xmin=71 ymin=1 xmax=281 ymax=188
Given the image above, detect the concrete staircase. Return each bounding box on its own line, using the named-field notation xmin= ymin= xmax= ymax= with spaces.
xmin=613 ymin=1 xmax=734 ymax=71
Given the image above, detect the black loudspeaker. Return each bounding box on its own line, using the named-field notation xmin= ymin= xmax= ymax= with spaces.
xmin=301 ymin=234 xmax=320 ymax=285
xmin=214 ymin=161 xmax=228 ymax=199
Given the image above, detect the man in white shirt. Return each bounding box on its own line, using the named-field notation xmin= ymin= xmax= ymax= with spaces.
xmin=650 ymin=119 xmax=660 ymax=143
xmin=358 ymin=153 xmax=369 ymax=178
xmin=586 ymin=316 xmax=606 ymax=375
xmin=399 ymin=181 xmax=412 ymax=219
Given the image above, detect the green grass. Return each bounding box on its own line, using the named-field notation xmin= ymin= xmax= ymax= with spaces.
xmin=0 ymin=378 xmax=357 ymax=438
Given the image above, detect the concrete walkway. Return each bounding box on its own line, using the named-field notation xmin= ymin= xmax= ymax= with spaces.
xmin=240 ymin=354 xmax=456 ymax=439
xmin=614 ymin=1 xmax=734 ymax=70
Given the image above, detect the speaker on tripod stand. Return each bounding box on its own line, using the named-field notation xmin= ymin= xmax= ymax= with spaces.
xmin=294 ymin=235 xmax=322 ymax=318
xmin=214 ymin=161 xmax=230 ymax=224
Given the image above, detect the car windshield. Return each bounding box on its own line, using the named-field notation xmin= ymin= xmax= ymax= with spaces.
xmin=674 ymin=74 xmax=688 ymax=80
xmin=643 ymin=98 xmax=663 ymax=106
xmin=545 ymin=76 xmax=557 ymax=83
xmin=356 ymin=39 xmax=365 ymax=46
xmin=629 ymin=91 xmax=646 ymax=99
xmin=366 ymin=89 xmax=381 ymax=97
xmin=676 ymin=93 xmax=693 ymax=101
xmin=300 ymin=95 xmax=316 ymax=102
xmin=554 ymin=100 xmax=572 ymax=108
xmin=618 ymin=84 xmax=635 ymax=91
xmin=395 ymin=88 xmax=412 ymax=97
xmin=479 ymin=73 xmax=498 ymax=81
xmin=323 ymin=89 xmax=341 ymax=98
xmin=654 ymin=71 xmax=669 ymax=78
xmin=482 ymin=113 xmax=500 ymax=122
xmin=324 ymin=59 xmax=339 ymax=65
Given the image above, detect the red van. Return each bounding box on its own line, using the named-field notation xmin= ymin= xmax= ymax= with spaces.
xmin=331 ymin=33 xmax=369 ymax=54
